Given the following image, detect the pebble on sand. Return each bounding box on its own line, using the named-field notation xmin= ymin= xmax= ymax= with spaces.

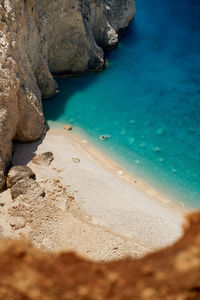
xmin=72 ymin=158 xmax=80 ymax=163
xmin=117 ymin=170 xmax=124 ymax=176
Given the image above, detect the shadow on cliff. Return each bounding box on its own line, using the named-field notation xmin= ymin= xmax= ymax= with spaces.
xmin=42 ymin=71 xmax=103 ymax=123
xmin=42 ymin=23 xmax=138 ymax=123
xmin=12 ymin=139 xmax=43 ymax=166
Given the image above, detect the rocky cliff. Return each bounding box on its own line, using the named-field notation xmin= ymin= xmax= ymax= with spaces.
xmin=0 ymin=212 xmax=199 ymax=299
xmin=0 ymin=0 xmax=135 ymax=189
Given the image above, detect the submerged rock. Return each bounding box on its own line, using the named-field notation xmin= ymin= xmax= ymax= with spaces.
xmin=117 ymin=170 xmax=124 ymax=176
xmin=0 ymin=175 xmax=5 ymax=191
xmin=153 ymin=147 xmax=161 ymax=152
xmin=156 ymin=128 xmax=165 ymax=136
xmin=187 ymin=128 xmax=195 ymax=133
xmin=32 ymin=152 xmax=54 ymax=167
xmin=6 ymin=166 xmax=36 ymax=188
xmin=158 ymin=157 xmax=164 ymax=162
xmin=120 ymin=130 xmax=126 ymax=135
xmin=139 ymin=142 xmax=146 ymax=148
xmin=129 ymin=137 xmax=135 ymax=144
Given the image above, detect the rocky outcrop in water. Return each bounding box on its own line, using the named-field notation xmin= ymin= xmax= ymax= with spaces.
xmin=0 ymin=212 xmax=199 ymax=299
xmin=0 ymin=0 xmax=135 ymax=190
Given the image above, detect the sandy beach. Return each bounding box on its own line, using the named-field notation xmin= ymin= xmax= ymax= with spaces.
xmin=0 ymin=128 xmax=185 ymax=261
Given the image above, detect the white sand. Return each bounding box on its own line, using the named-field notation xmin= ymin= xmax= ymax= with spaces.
xmin=0 ymin=128 xmax=185 ymax=261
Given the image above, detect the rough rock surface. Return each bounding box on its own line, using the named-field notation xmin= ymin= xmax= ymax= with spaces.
xmin=32 ymin=152 xmax=54 ymax=166
xmin=6 ymin=165 xmax=36 ymax=188
xmin=10 ymin=178 xmax=45 ymax=200
xmin=0 ymin=212 xmax=199 ymax=299
xmin=0 ymin=0 xmax=135 ymax=190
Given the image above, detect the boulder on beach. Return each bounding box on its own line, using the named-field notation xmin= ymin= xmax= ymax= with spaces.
xmin=10 ymin=178 xmax=45 ymax=200
xmin=32 ymin=152 xmax=54 ymax=167
xmin=64 ymin=124 xmax=73 ymax=131
xmin=6 ymin=166 xmax=36 ymax=188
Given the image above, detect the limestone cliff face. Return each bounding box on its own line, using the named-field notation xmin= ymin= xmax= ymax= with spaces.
xmin=0 ymin=0 xmax=135 ymax=189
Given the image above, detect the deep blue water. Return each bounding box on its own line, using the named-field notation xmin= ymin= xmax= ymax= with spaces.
xmin=43 ymin=0 xmax=200 ymax=208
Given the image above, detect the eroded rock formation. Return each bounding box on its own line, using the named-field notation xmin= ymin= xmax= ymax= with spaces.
xmin=0 ymin=212 xmax=199 ymax=299
xmin=0 ymin=0 xmax=135 ymax=189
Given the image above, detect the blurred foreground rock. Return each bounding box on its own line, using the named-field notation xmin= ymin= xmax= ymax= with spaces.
xmin=0 ymin=212 xmax=199 ymax=299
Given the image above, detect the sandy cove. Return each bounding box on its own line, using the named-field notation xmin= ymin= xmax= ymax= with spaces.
xmin=0 ymin=128 xmax=185 ymax=261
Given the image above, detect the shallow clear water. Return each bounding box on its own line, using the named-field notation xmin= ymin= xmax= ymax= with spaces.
xmin=43 ymin=0 xmax=200 ymax=208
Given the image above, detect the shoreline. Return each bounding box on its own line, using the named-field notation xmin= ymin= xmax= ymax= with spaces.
xmin=59 ymin=127 xmax=186 ymax=216
xmin=0 ymin=126 xmax=185 ymax=261
xmin=44 ymin=127 xmax=184 ymax=245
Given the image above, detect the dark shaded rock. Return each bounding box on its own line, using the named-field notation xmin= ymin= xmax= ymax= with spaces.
xmin=0 ymin=175 xmax=5 ymax=191
xmin=0 ymin=160 xmax=5 ymax=190
xmin=32 ymin=152 xmax=54 ymax=166
xmin=10 ymin=178 xmax=45 ymax=200
xmin=6 ymin=166 xmax=36 ymax=188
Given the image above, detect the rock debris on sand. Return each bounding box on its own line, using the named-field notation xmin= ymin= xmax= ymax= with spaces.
xmin=32 ymin=152 xmax=54 ymax=166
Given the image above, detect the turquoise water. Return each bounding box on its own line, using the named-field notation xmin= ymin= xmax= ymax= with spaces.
xmin=43 ymin=0 xmax=200 ymax=208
